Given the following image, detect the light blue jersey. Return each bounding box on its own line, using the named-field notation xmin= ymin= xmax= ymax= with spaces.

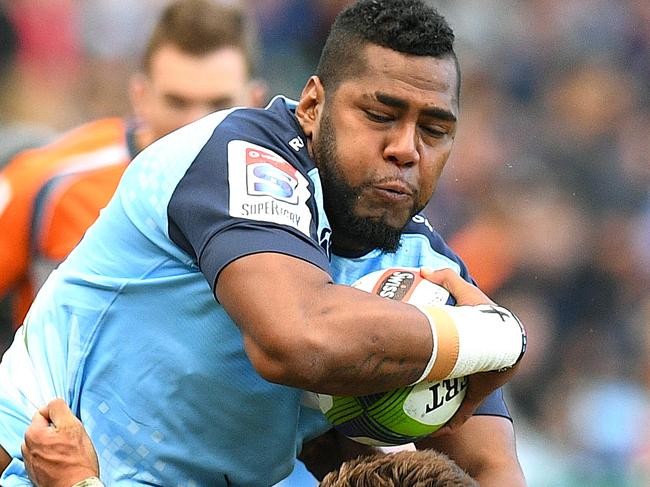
xmin=0 ymin=98 xmax=508 ymax=486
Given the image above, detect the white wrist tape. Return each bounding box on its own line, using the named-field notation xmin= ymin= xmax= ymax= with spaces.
xmin=415 ymin=304 xmax=526 ymax=383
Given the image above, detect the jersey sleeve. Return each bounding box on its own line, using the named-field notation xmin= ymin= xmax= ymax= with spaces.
xmin=473 ymin=388 xmax=511 ymax=420
xmin=166 ymin=111 xmax=329 ymax=290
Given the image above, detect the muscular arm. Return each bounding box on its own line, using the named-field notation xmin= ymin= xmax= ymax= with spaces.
xmin=217 ymin=253 xmax=525 ymax=396
xmin=415 ymin=415 xmax=527 ymax=487
xmin=217 ymin=252 xmax=433 ymax=395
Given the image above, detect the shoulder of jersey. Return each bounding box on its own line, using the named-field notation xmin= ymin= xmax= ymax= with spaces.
xmin=403 ymin=213 xmax=443 ymax=240
xmin=28 ymin=118 xmax=124 ymax=155
xmin=404 ymin=214 xmax=461 ymax=256
xmin=9 ymin=118 xmax=127 ymax=172
xmin=216 ymin=97 xmax=311 ymax=167
xmin=404 ymin=213 xmax=473 ymax=282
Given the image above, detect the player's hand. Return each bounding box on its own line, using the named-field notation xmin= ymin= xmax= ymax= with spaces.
xmin=420 ymin=267 xmax=493 ymax=306
xmin=433 ymin=366 xmax=520 ymax=437
xmin=420 ymin=268 xmax=523 ymax=436
xmin=299 ymin=428 xmax=382 ymax=480
xmin=21 ymin=398 xmax=99 ymax=487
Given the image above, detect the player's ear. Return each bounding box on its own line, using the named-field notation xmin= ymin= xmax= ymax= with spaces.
xmin=129 ymin=73 xmax=148 ymax=120
xmin=296 ymin=76 xmax=325 ymax=139
xmin=246 ymin=79 xmax=269 ymax=108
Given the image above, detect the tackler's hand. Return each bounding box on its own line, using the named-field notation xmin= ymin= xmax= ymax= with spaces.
xmin=22 ymin=399 xmax=100 ymax=487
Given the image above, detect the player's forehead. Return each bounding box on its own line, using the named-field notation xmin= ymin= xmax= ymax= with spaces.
xmin=336 ymin=44 xmax=459 ymax=114
xmin=149 ymin=44 xmax=249 ymax=98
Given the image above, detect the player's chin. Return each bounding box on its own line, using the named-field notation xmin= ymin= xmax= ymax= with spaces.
xmin=379 ymin=211 xmax=414 ymax=232
xmin=361 ymin=204 xmax=413 ymax=226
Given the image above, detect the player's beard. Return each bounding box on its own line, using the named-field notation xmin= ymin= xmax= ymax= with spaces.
xmin=314 ymin=108 xmax=415 ymax=254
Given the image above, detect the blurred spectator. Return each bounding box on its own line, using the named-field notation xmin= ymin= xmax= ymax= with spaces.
xmin=2 ymin=0 xmax=84 ymax=128
xmin=0 ymin=5 xmax=54 ymax=167
xmin=0 ymin=0 xmax=266 ymax=350
xmin=418 ymin=2 xmax=650 ymax=485
xmin=0 ymin=4 xmax=55 ymax=342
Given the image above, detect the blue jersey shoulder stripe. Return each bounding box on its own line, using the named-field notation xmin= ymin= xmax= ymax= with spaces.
xmin=402 ymin=214 xmax=475 ymax=284
xmin=167 ymin=97 xmax=329 ymax=289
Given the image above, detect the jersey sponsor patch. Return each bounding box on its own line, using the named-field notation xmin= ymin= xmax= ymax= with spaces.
xmin=227 ymin=140 xmax=312 ymax=236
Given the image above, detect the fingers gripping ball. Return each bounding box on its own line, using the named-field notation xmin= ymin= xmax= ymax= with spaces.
xmin=317 ymin=268 xmax=468 ymax=446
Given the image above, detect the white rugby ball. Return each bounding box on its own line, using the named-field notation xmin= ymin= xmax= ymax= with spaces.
xmin=317 ymin=267 xmax=468 ymax=446
xmin=352 ymin=267 xmax=450 ymax=305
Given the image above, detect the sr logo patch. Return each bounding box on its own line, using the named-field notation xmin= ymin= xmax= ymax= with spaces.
xmin=228 ymin=140 xmax=312 ymax=236
xmin=247 ymin=158 xmax=298 ymax=204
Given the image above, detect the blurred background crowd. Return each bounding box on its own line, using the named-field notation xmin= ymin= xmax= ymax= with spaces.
xmin=0 ymin=1 xmax=648 ymax=486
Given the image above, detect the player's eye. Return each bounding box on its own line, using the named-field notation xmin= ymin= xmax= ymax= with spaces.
xmin=420 ymin=125 xmax=449 ymax=138
xmin=164 ymin=95 xmax=191 ymax=110
xmin=209 ymin=98 xmax=235 ymax=112
xmin=365 ymin=110 xmax=393 ymax=123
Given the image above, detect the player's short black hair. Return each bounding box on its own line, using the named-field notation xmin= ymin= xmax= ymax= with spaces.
xmin=317 ymin=0 xmax=458 ymax=92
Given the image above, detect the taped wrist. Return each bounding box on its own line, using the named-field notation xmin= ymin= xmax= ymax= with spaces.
xmin=414 ymin=304 xmax=527 ymax=383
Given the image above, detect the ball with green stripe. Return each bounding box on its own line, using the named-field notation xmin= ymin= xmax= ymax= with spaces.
xmin=317 ymin=376 xmax=468 ymax=446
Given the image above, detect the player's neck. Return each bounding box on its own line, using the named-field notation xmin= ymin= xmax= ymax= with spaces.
xmin=330 ymin=234 xmax=374 ymax=258
xmin=134 ymin=127 xmax=156 ymax=153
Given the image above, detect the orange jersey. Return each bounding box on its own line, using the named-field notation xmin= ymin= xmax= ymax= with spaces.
xmin=448 ymin=219 xmax=517 ymax=295
xmin=0 ymin=117 xmax=134 ymax=327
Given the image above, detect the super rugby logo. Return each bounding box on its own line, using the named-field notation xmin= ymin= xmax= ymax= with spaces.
xmin=374 ymin=270 xmax=417 ymax=301
xmin=245 ymin=147 xmax=299 ymax=204
xmin=228 ymin=140 xmax=312 ymax=237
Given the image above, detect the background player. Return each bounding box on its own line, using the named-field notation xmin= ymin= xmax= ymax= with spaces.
xmin=320 ymin=450 xmax=478 ymax=487
xmin=0 ymin=0 xmax=266 ymax=340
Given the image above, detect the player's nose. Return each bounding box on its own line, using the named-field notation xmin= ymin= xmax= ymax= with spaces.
xmin=383 ymin=122 xmax=420 ymax=167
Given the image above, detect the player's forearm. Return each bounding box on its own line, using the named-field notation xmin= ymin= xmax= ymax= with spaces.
xmin=219 ymin=254 xmax=525 ymax=396
xmin=243 ymin=284 xmax=523 ymax=396
xmin=458 ymin=439 xmax=527 ymax=487
xmin=219 ymin=254 xmax=435 ymax=394
xmin=418 ymin=416 xmax=527 ymax=487
xmin=242 ymin=286 xmax=433 ymax=395
xmin=301 ymin=289 xmax=434 ymax=393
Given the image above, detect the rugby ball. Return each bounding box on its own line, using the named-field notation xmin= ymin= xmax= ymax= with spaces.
xmin=317 ymin=268 xmax=468 ymax=446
